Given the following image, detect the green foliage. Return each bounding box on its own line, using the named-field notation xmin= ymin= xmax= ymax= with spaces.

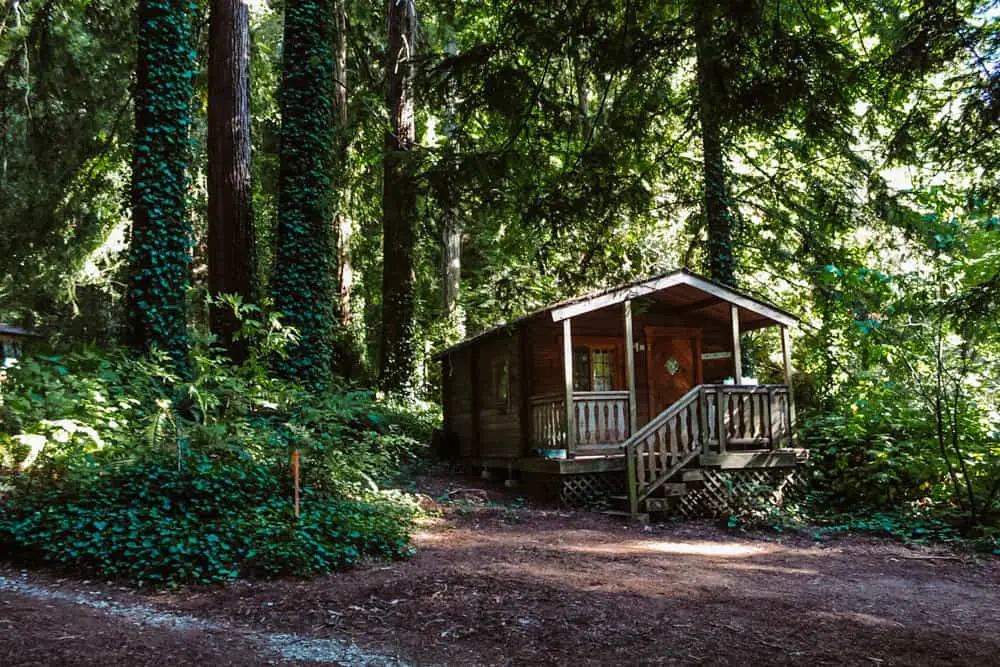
xmin=0 ymin=453 xmax=415 ymax=586
xmin=271 ymin=0 xmax=338 ymax=387
xmin=124 ymin=0 xmax=197 ymax=371
xmin=0 ymin=305 xmax=427 ymax=585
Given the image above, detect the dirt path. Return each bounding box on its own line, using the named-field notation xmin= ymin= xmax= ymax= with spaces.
xmin=3 ymin=475 xmax=1000 ymax=665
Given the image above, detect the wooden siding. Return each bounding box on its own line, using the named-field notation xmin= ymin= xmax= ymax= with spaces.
xmin=443 ymin=346 xmax=476 ymax=458
xmin=442 ymin=328 xmax=523 ymax=460
xmin=475 ymin=329 xmax=522 ymax=459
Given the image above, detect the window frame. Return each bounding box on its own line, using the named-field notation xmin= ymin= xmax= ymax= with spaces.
xmin=569 ymin=336 xmax=626 ymax=392
xmin=492 ymin=357 xmax=511 ymax=412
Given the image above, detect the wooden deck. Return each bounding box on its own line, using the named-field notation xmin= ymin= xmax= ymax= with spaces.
xmin=472 ymin=447 xmax=807 ymax=477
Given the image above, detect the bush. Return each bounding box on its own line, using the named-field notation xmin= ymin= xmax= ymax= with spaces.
xmin=0 ymin=452 xmax=416 ymax=586
xmin=0 ymin=307 xmax=432 ymax=586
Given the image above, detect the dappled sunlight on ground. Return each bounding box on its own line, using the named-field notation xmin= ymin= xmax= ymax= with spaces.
xmin=569 ymin=538 xmax=775 ymax=558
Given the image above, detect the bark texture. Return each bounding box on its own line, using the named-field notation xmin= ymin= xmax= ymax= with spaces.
xmin=379 ymin=0 xmax=419 ymax=393
xmin=334 ymin=0 xmax=353 ymax=331
xmin=207 ymin=0 xmax=255 ymax=361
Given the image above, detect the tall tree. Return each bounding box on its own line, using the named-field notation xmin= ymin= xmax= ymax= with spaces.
xmin=333 ymin=0 xmax=353 ymax=333
xmin=207 ymin=0 xmax=255 ymax=361
xmin=693 ymin=0 xmax=736 ymax=287
xmin=124 ymin=0 xmax=195 ymax=371
xmin=272 ymin=0 xmax=337 ymax=386
xmin=439 ymin=37 xmax=463 ymax=341
xmin=379 ymin=0 xmax=419 ymax=393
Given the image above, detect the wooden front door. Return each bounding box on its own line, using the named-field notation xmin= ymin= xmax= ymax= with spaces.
xmin=645 ymin=327 xmax=703 ymax=418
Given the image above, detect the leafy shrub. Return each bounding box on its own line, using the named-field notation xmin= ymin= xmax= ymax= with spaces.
xmin=801 ymin=382 xmax=951 ymax=509
xmin=0 ymin=305 xmax=432 ymax=586
xmin=0 ymin=452 xmax=416 ymax=586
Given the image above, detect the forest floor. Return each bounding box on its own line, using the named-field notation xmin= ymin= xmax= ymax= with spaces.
xmin=3 ymin=472 xmax=1000 ymax=666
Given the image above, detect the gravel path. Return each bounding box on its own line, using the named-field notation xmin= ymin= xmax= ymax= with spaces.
xmin=0 ymin=573 xmax=408 ymax=666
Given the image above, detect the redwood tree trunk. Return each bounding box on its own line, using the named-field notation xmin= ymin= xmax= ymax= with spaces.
xmin=124 ymin=0 xmax=194 ymax=373
xmin=207 ymin=0 xmax=255 ymax=361
xmin=333 ymin=0 xmax=353 ymax=331
xmin=272 ymin=0 xmax=336 ymax=387
xmin=379 ymin=0 xmax=419 ymax=393
xmin=694 ymin=1 xmax=736 ymax=287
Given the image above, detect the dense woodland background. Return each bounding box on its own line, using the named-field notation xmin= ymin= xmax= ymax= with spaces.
xmin=0 ymin=0 xmax=999 ymax=583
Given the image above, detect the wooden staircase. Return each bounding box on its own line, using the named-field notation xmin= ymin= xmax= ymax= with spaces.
xmin=596 ymin=383 xmax=797 ymax=519
xmin=601 ymin=385 xmax=705 ymax=518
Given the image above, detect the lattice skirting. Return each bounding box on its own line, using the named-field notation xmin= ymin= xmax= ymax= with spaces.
xmin=677 ymin=467 xmax=805 ymax=518
xmin=521 ymin=471 xmax=623 ymax=508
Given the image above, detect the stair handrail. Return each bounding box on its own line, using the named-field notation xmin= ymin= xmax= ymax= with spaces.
xmin=622 ymin=384 xmax=706 ymax=516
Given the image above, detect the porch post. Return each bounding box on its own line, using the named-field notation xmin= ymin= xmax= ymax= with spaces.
xmin=730 ymin=303 xmax=743 ymax=384
xmin=562 ymin=318 xmax=576 ymax=457
xmin=624 ymin=300 xmax=638 ymax=437
xmin=781 ymin=325 xmax=797 ymax=443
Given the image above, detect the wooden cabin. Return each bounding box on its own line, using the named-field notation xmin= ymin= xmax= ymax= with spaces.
xmin=434 ymin=269 xmax=806 ymax=519
xmin=0 ymin=324 xmax=40 ymax=369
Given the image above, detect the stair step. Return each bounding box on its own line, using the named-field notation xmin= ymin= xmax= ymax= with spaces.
xmin=681 ymin=469 xmax=704 ymax=482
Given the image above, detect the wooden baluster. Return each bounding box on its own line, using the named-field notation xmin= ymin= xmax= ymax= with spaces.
xmin=670 ymin=415 xmax=680 ymax=467
xmin=741 ymin=394 xmax=749 ymax=440
xmin=717 ymin=387 xmax=727 ymax=453
xmin=757 ymin=394 xmax=770 ymax=442
xmin=602 ymin=401 xmax=610 ymax=443
xmin=690 ymin=402 xmax=700 ymax=451
xmin=647 ymin=433 xmax=657 ymax=481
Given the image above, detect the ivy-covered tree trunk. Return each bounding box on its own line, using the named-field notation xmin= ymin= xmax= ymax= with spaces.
xmin=379 ymin=0 xmax=419 ymax=393
xmin=694 ymin=0 xmax=736 ymax=287
xmin=272 ymin=0 xmax=337 ymax=387
xmin=207 ymin=0 xmax=255 ymax=362
xmin=124 ymin=0 xmax=195 ymax=373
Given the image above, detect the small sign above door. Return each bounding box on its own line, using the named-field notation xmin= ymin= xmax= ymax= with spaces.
xmin=702 ymin=351 xmax=733 ymax=360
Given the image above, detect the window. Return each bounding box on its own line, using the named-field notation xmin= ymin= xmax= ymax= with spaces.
xmin=494 ymin=359 xmax=510 ymax=410
xmin=572 ymin=344 xmax=619 ymax=392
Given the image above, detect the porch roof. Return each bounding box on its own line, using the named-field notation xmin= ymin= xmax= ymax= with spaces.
xmin=432 ymin=268 xmax=798 ymax=360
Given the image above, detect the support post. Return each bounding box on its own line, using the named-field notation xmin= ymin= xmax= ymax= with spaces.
xmin=781 ymin=325 xmax=797 ymax=444
xmin=624 ymin=301 xmax=638 ymax=437
xmin=562 ymin=318 xmax=576 ymax=457
xmin=624 ymin=301 xmax=639 ymax=517
xmin=730 ymin=303 xmax=743 ymax=384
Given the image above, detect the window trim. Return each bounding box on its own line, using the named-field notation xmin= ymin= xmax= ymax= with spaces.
xmin=568 ymin=336 xmax=626 ymax=392
xmin=492 ymin=358 xmax=511 ymax=412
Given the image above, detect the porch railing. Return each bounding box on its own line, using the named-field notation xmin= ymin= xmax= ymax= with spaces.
xmin=703 ymin=385 xmax=793 ymax=452
xmin=623 ymin=384 xmax=795 ymax=515
xmin=529 ymin=391 xmax=630 ymax=449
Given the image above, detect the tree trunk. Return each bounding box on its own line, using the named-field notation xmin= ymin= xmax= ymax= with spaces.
xmin=124 ymin=0 xmax=194 ymax=374
xmin=694 ymin=1 xmax=736 ymax=287
xmin=440 ymin=37 xmax=463 ymax=341
xmin=379 ymin=0 xmax=419 ymax=394
xmin=207 ymin=0 xmax=255 ymax=362
xmin=442 ymin=207 xmax=463 ymax=338
xmin=272 ymin=0 xmax=337 ymax=387
xmin=333 ymin=0 xmax=356 ymax=362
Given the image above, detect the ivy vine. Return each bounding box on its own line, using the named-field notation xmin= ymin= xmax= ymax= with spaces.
xmin=272 ymin=0 xmax=338 ymax=387
xmin=124 ymin=0 xmax=196 ymax=374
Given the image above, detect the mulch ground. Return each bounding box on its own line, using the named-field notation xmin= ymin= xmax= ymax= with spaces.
xmin=3 ymin=472 xmax=1000 ymax=665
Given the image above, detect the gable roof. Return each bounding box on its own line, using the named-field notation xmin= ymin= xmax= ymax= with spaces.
xmin=432 ymin=268 xmax=798 ymax=360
